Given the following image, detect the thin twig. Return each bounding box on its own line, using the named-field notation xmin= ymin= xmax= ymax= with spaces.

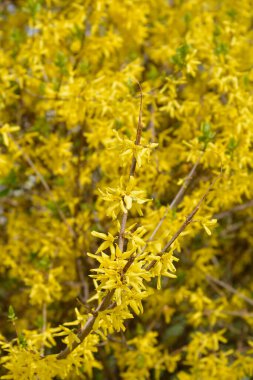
xmin=214 ymin=199 xmax=253 ymax=220
xmin=144 ymin=158 xmax=201 ymax=251
xmin=224 ymin=310 xmax=253 ymax=318
xmin=57 ymin=289 xmax=115 ymax=359
xmin=119 ymin=80 xmax=143 ymax=251
xmin=76 ymin=257 xmax=89 ymax=302
xmin=56 ymin=89 xmax=216 ymax=360
xmin=129 ymin=80 xmax=143 ymax=177
xmin=40 ymin=303 xmax=47 ymax=356
xmin=206 ymin=274 xmax=253 ymax=307
xmin=170 ymin=159 xmax=201 ymax=209
xmin=146 ymin=183 xmax=212 ymax=271
xmin=57 ymin=80 xmax=144 ymax=360
xmin=8 ymin=135 xmax=75 ymax=237
xmin=118 ymin=212 xmax=128 ymax=251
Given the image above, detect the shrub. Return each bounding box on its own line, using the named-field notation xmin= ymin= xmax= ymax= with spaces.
xmin=0 ymin=1 xmax=253 ymax=379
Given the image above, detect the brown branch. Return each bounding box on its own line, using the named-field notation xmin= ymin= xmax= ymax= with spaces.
xmin=145 ymin=158 xmax=201 ymax=249
xmin=170 ymin=158 xmax=201 ymax=210
xmin=145 ymin=184 xmax=211 ymax=272
xmin=214 ymin=199 xmax=253 ymax=220
xmin=118 ymin=212 xmax=128 ymax=252
xmin=9 ymin=135 xmax=75 ymax=237
xmin=129 ymin=80 xmax=143 ymax=177
xmin=119 ymin=80 xmax=143 ymax=251
xmin=57 ymin=80 xmax=144 ymax=360
xmin=55 ymin=88 xmax=216 ymax=361
xmin=40 ymin=303 xmax=47 ymax=356
xmin=57 ymin=289 xmax=115 ymax=360
xmin=206 ymin=274 xmax=253 ymax=307
xmin=224 ymin=310 xmax=253 ymax=318
xmin=76 ymin=257 xmax=89 ymax=303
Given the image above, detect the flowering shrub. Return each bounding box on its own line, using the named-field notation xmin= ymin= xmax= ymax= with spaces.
xmin=1 ymin=0 xmax=253 ymax=379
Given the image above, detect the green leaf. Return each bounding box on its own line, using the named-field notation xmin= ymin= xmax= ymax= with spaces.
xmin=214 ymin=42 xmax=229 ymax=56
xmin=55 ymin=51 xmax=68 ymax=75
xmin=0 ymin=188 xmax=10 ymax=197
xmin=147 ymin=64 xmax=159 ymax=80
xmin=23 ymin=0 xmax=43 ymax=19
xmin=0 ymin=170 xmax=17 ymax=188
xmin=18 ymin=333 xmax=28 ymax=348
xmin=171 ymin=44 xmax=190 ymax=68
xmin=198 ymin=121 xmax=216 ymax=148
xmin=8 ymin=305 xmax=17 ymax=321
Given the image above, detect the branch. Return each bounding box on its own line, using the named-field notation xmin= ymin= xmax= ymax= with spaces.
xmin=119 ymin=80 xmax=143 ymax=251
xmin=57 ymin=80 xmax=144 ymax=360
xmin=9 ymin=135 xmax=75 ymax=237
xmin=144 ymin=158 xmax=201 ymax=249
xmin=170 ymin=158 xmax=201 ymax=210
xmin=57 ymin=159 xmax=219 ymax=360
xmin=40 ymin=303 xmax=47 ymax=356
xmin=146 ymin=183 xmax=212 ymax=271
xmin=206 ymin=274 xmax=253 ymax=307
xmin=76 ymin=257 xmax=89 ymax=303
xmin=111 ymin=177 xmax=218 ymax=311
xmin=214 ymin=199 xmax=253 ymax=220
xmin=129 ymin=80 xmax=143 ymax=177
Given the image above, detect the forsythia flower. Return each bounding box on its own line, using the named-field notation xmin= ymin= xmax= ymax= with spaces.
xmin=1 ymin=1 xmax=253 ymax=379
xmin=0 ymin=124 xmax=20 ymax=146
xmin=112 ymin=130 xmax=158 ymax=168
xmin=99 ymin=176 xmax=150 ymax=219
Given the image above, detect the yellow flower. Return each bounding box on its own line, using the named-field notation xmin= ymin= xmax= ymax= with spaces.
xmin=0 ymin=124 xmax=20 ymax=146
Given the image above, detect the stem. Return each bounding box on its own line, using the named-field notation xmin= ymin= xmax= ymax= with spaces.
xmin=206 ymin=274 xmax=253 ymax=307
xmin=214 ymin=199 xmax=253 ymax=220
xmin=57 ymin=80 xmax=144 ymax=360
xmin=138 ymin=158 xmax=201 ymax=258
xmin=9 ymin=135 xmax=75 ymax=237
xmin=40 ymin=303 xmax=47 ymax=356
xmin=146 ymin=177 xmax=219 ymax=271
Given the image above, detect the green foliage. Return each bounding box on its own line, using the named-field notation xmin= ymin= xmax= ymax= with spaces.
xmin=7 ymin=306 xmax=17 ymax=322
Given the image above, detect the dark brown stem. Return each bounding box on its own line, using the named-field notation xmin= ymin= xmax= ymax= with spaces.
xmin=57 ymin=289 xmax=115 ymax=359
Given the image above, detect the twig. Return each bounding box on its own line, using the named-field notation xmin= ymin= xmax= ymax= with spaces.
xmin=119 ymin=80 xmax=143 ymax=251
xmin=214 ymin=199 xmax=253 ymax=220
xmin=76 ymin=257 xmax=89 ymax=302
xmin=170 ymin=159 xmax=201 ymax=210
xmin=206 ymin=274 xmax=253 ymax=307
xmin=148 ymin=103 xmax=159 ymax=173
xmin=57 ymin=289 xmax=115 ymax=359
xmin=57 ymin=80 xmax=144 ymax=360
xmin=118 ymin=212 xmax=128 ymax=252
xmin=40 ymin=303 xmax=47 ymax=356
xmin=224 ymin=310 xmax=253 ymax=318
xmin=8 ymin=135 xmax=75 ymax=237
xmin=144 ymin=158 xmax=201 ymax=250
xmin=146 ymin=183 xmax=212 ymax=271
xmin=129 ymin=80 xmax=143 ymax=177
